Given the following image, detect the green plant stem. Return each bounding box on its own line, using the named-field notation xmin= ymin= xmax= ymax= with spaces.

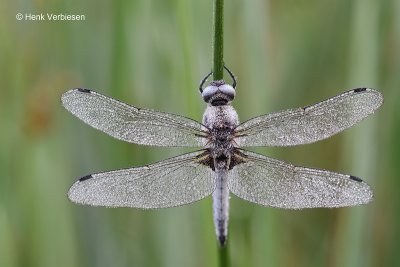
xmin=218 ymin=245 xmax=228 ymax=267
xmin=213 ymin=0 xmax=224 ymax=80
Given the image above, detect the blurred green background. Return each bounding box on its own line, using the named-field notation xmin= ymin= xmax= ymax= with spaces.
xmin=1 ymin=0 xmax=399 ymax=266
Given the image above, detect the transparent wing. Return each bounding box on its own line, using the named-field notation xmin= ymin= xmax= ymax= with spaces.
xmin=68 ymin=150 xmax=215 ymax=208
xmin=235 ymin=88 xmax=383 ymax=147
xmin=228 ymin=150 xmax=373 ymax=209
xmin=61 ymin=89 xmax=207 ymax=147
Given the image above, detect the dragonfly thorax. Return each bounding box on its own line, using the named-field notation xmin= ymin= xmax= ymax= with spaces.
xmin=203 ymin=104 xmax=239 ymax=161
xmin=208 ymin=127 xmax=235 ymax=157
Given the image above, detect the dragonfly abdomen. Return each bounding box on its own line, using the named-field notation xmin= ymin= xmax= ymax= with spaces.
xmin=212 ymin=161 xmax=230 ymax=246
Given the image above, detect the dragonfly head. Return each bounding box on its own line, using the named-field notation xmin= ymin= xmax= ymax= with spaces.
xmin=201 ymin=80 xmax=236 ymax=106
xmin=199 ymin=66 xmax=237 ymax=106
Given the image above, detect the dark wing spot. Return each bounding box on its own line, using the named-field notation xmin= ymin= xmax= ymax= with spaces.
xmin=79 ymin=174 xmax=93 ymax=181
xmin=350 ymin=175 xmax=363 ymax=182
xmin=353 ymin=88 xmax=367 ymax=93
xmin=77 ymin=88 xmax=91 ymax=93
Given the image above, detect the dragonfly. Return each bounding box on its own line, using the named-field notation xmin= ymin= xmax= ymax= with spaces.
xmin=61 ymin=67 xmax=383 ymax=246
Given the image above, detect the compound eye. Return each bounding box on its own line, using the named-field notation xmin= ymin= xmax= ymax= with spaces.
xmin=219 ymin=84 xmax=236 ymax=99
xmin=202 ymin=85 xmax=218 ymax=102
